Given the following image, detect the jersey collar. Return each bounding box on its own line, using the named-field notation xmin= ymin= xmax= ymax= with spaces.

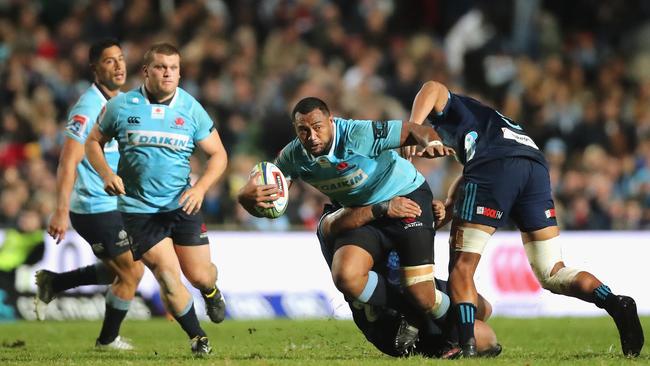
xmin=91 ymin=83 xmax=109 ymax=103
xmin=140 ymin=85 xmax=179 ymax=107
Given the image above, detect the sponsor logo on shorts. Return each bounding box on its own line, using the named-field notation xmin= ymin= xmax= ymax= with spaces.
xmin=545 ymin=208 xmax=556 ymax=218
xmin=200 ymin=223 xmax=207 ymax=233
xmin=91 ymin=243 xmax=104 ymax=253
xmin=476 ymin=206 xmax=503 ymax=219
xmin=335 ymin=162 xmax=348 ymax=171
xmin=115 ymin=230 xmax=130 ymax=247
xmin=401 ymin=217 xmax=423 ymax=229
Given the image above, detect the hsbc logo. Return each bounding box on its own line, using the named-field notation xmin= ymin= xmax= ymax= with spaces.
xmin=491 ymin=245 xmax=541 ymax=294
xmin=477 ymin=206 xmax=503 ymax=219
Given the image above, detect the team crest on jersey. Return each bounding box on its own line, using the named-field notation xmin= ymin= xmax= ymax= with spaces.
xmin=126 ymin=130 xmax=190 ymax=150
xmin=171 ymin=117 xmax=188 ymax=130
xmin=151 ymin=106 xmax=165 ymax=119
xmin=66 ymin=114 xmax=88 ymax=137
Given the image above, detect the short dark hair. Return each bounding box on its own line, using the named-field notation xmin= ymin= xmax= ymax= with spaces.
xmin=292 ymin=97 xmax=330 ymax=122
xmin=89 ymin=38 xmax=121 ymax=65
xmin=143 ymin=42 xmax=180 ymax=66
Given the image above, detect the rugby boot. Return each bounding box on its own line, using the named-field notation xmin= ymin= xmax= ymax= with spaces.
xmin=95 ymin=336 xmax=134 ymax=350
xmin=35 ymin=270 xmax=57 ymax=304
xmin=190 ymin=336 xmax=212 ymax=356
xmin=459 ymin=337 xmax=478 ymax=358
xmin=478 ymin=343 xmax=503 ymax=358
xmin=393 ymin=318 xmax=419 ymax=356
xmin=202 ymin=287 xmax=226 ymax=323
xmin=610 ymin=295 xmax=644 ymax=357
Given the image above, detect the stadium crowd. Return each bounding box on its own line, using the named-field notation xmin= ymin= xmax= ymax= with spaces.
xmin=0 ymin=0 xmax=649 ymax=231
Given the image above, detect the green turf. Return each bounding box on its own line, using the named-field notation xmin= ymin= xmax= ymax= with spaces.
xmin=1 ymin=317 xmax=648 ymax=365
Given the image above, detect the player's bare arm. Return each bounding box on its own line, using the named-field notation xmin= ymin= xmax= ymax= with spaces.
xmin=322 ymin=197 xmax=422 ymax=239
xmin=410 ymin=81 xmax=450 ymax=124
xmin=401 ymin=81 xmax=450 ymax=160
xmin=47 ymin=138 xmax=85 ymax=244
xmin=179 ymin=130 xmax=228 ymax=215
xmin=85 ymin=125 xmax=125 ymax=196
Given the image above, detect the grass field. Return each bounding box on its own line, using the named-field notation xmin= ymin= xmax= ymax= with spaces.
xmin=1 ymin=317 xmax=649 ymax=365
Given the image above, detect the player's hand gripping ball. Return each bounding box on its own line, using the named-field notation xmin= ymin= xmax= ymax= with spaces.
xmin=251 ymin=162 xmax=289 ymax=218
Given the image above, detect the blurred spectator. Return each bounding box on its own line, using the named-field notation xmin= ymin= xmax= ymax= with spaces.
xmin=0 ymin=0 xmax=648 ymax=230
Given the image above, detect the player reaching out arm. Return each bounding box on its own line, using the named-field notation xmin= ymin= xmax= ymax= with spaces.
xmin=410 ymin=80 xmax=644 ymax=358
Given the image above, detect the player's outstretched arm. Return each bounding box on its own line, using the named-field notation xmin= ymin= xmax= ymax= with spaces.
xmin=85 ymin=125 xmax=124 ymax=196
xmin=399 ymin=122 xmax=455 ymax=159
xmin=47 ymin=138 xmax=84 ymax=244
xmin=237 ymin=172 xmax=280 ymax=217
xmin=322 ymin=197 xmax=422 ymax=239
xmin=179 ymin=131 xmax=228 ymax=214
xmin=410 ymin=81 xmax=450 ymax=124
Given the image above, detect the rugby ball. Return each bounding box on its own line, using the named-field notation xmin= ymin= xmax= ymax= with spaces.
xmin=251 ymin=162 xmax=289 ymax=218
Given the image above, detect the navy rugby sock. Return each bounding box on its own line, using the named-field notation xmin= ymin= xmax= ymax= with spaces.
xmin=174 ymin=300 xmax=206 ymax=339
xmin=455 ymin=303 xmax=477 ymax=345
xmin=593 ymin=284 xmax=618 ymax=314
xmin=357 ymin=271 xmax=409 ymax=313
xmin=97 ymin=288 xmax=131 ymax=344
xmin=52 ymin=263 xmax=111 ymax=293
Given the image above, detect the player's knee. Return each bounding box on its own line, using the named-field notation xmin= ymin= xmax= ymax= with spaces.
xmin=524 ymin=237 xmax=580 ymax=294
xmin=332 ymin=267 xmax=366 ymax=298
xmin=184 ymin=264 xmax=216 ymax=290
xmin=404 ymin=281 xmax=436 ymax=310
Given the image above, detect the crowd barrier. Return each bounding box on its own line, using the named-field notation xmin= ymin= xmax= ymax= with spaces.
xmin=1 ymin=230 xmax=648 ymax=320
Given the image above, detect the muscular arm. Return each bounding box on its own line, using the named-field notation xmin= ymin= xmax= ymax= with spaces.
xmin=321 ymin=197 xmax=422 ymax=239
xmin=410 ymin=81 xmax=450 ymax=124
xmin=47 ymin=138 xmax=84 ymax=243
xmin=179 ymin=131 xmax=228 ymax=214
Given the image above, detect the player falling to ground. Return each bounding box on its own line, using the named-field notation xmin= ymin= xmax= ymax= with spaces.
xmin=239 ymin=97 xmax=455 ymax=339
xmin=38 ymin=38 xmax=144 ymax=350
xmin=408 ymin=80 xmax=644 ymax=357
xmin=318 ymin=198 xmax=502 ymax=358
xmin=85 ymin=43 xmax=227 ymax=356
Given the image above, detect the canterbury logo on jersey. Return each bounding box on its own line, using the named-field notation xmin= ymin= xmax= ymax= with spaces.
xmin=314 ymin=169 xmax=368 ymax=193
xmin=126 ymin=131 xmax=190 ymax=150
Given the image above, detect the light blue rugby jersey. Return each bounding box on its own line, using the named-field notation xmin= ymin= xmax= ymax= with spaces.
xmin=64 ymin=83 xmax=119 ymax=214
xmin=98 ymin=86 xmax=214 ymax=213
xmin=275 ymin=118 xmax=425 ymax=206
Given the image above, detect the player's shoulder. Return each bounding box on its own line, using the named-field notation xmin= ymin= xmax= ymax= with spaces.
xmin=70 ymin=85 xmax=106 ymax=116
xmin=174 ymin=87 xmax=201 ymax=108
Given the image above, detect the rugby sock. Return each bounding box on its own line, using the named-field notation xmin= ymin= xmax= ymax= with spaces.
xmin=52 ymin=263 xmax=110 ymax=293
xmin=202 ymin=286 xmax=219 ymax=298
xmin=97 ymin=288 xmax=131 ymax=344
xmin=455 ymin=303 xmax=477 ymax=345
xmin=429 ymin=289 xmax=451 ymax=319
xmin=356 ymin=271 xmax=409 ymax=313
xmin=174 ymin=300 xmax=206 ymax=339
xmin=593 ymin=284 xmax=618 ymax=314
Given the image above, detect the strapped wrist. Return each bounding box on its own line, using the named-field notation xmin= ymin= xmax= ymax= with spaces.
xmin=371 ymin=201 xmax=390 ymax=219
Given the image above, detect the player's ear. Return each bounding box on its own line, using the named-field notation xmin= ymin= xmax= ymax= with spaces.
xmin=142 ymin=65 xmax=148 ymax=77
